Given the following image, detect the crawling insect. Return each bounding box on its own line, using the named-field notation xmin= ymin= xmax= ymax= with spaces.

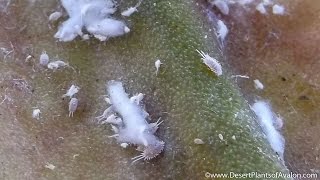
xmin=25 ymin=55 xmax=33 ymax=62
xmin=69 ymin=97 xmax=78 ymax=117
xmin=253 ymin=79 xmax=264 ymax=90
xmin=121 ymin=7 xmax=138 ymax=17
xmin=100 ymin=114 xmax=123 ymax=126
xmin=218 ymin=134 xmax=224 ymax=141
xmin=96 ymin=106 xmax=113 ymax=122
xmin=272 ymin=4 xmax=285 ymax=15
xmin=32 ymin=109 xmax=41 ymax=120
xmin=63 ymin=85 xmax=80 ymax=98
xmin=39 ymin=51 xmax=49 ymax=66
xmin=120 ymin=143 xmax=129 ymax=148
xmin=121 ymin=0 xmax=142 ymax=17
xmin=147 ymin=117 xmax=163 ymax=134
xmin=194 ymin=138 xmax=205 ymax=145
xmin=196 ymin=50 xmax=222 ymax=76
xmin=47 ymin=60 xmax=69 ymax=70
xmin=155 ymin=59 xmax=163 ymax=75
xmin=130 ymin=93 xmax=144 ymax=105
xmin=105 ymin=81 xmax=165 ymax=163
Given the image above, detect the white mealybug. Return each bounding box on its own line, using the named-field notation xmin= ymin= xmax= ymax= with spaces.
xmin=32 ymin=109 xmax=41 ymax=120
xmin=196 ymin=50 xmax=222 ymax=76
xmin=194 ymin=138 xmax=205 ymax=145
xmin=101 ymin=114 xmax=123 ymax=126
xmin=47 ymin=60 xmax=69 ymax=70
xmin=48 ymin=12 xmax=62 ymax=22
xmin=155 ymin=59 xmax=163 ymax=75
xmin=121 ymin=7 xmax=138 ymax=17
xmin=93 ymin=34 xmax=107 ymax=41
xmin=44 ymin=163 xmax=56 ymax=170
xmin=25 ymin=55 xmax=33 ymax=62
xmin=69 ymin=97 xmax=78 ymax=117
xmin=253 ymin=79 xmax=264 ymax=90
xmin=216 ymin=20 xmax=228 ymax=43
xmin=272 ymin=4 xmax=285 ymax=15
xmin=104 ymin=97 xmax=112 ymax=104
xmin=63 ymin=85 xmax=80 ymax=98
xmin=256 ymin=3 xmax=267 ymax=14
xmin=130 ymin=93 xmax=144 ymax=105
xmin=121 ymin=0 xmax=142 ymax=17
xmin=96 ymin=107 xmax=113 ymax=122
xmin=231 ymin=75 xmax=250 ymax=79
xmin=124 ymin=26 xmax=131 ymax=33
xmin=218 ymin=134 xmax=224 ymax=141
xmin=120 ymin=143 xmax=129 ymax=148
xmin=55 ymin=0 xmax=129 ymax=42
xmin=39 ymin=51 xmax=49 ymax=66
xmin=106 ymin=81 xmax=165 ymax=163
xmin=232 ymin=135 xmax=236 ymax=140
xmin=86 ymin=18 xmax=131 ymax=41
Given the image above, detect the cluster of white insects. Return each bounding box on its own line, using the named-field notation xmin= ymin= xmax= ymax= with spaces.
xmin=51 ymin=0 xmax=144 ymax=42
xmin=210 ymin=0 xmax=285 ymax=16
xmin=208 ymin=0 xmax=286 ymax=48
xmin=32 ymin=84 xmax=80 ymax=119
xmin=31 ymin=49 xmax=78 ymax=120
xmin=34 ymin=0 xmax=232 ymax=164
xmin=96 ymin=81 xmax=165 ymax=163
xmin=39 ymin=51 xmax=70 ymax=70
xmin=63 ymin=85 xmax=80 ymax=117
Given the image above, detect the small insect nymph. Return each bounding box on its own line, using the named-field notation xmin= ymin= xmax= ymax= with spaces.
xmin=39 ymin=51 xmax=49 ymax=66
xmin=96 ymin=107 xmax=113 ymax=122
xmin=47 ymin=60 xmax=69 ymax=70
xmin=196 ymin=50 xmax=222 ymax=76
xmin=102 ymin=81 xmax=165 ymax=163
xmin=25 ymin=55 xmax=33 ymax=62
xmin=272 ymin=4 xmax=285 ymax=15
xmin=218 ymin=134 xmax=224 ymax=141
xmin=155 ymin=59 xmax=163 ymax=75
xmin=121 ymin=7 xmax=138 ymax=17
xmin=130 ymin=93 xmax=144 ymax=105
xmin=253 ymin=79 xmax=264 ymax=90
xmin=194 ymin=138 xmax=205 ymax=145
xmin=63 ymin=85 xmax=80 ymax=98
xmin=32 ymin=109 xmax=41 ymax=120
xmin=121 ymin=0 xmax=142 ymax=17
xmin=69 ymin=97 xmax=78 ymax=117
